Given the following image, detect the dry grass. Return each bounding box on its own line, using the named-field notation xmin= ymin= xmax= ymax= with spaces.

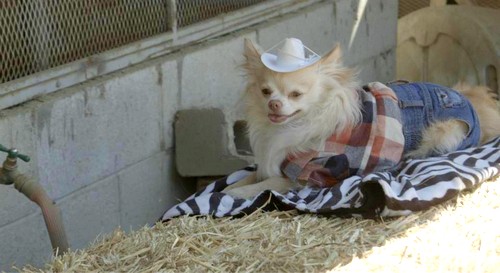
xmin=18 ymin=177 xmax=500 ymax=273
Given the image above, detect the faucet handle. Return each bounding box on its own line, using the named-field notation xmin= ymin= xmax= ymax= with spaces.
xmin=0 ymin=144 xmax=31 ymax=162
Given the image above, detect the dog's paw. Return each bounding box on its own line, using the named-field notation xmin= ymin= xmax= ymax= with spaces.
xmin=222 ymin=186 xmax=261 ymax=200
xmin=222 ymin=176 xmax=299 ymax=199
xmin=404 ymin=150 xmax=427 ymax=160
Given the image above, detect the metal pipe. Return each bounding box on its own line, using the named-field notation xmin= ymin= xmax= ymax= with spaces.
xmin=0 ymin=147 xmax=69 ymax=256
xmin=13 ymin=172 xmax=69 ymax=255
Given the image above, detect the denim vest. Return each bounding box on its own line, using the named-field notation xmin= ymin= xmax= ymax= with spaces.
xmin=387 ymin=82 xmax=480 ymax=155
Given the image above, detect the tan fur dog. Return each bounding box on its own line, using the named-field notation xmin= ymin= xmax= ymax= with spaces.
xmin=223 ymin=39 xmax=500 ymax=199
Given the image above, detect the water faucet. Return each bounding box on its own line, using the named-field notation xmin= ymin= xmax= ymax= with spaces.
xmin=0 ymin=144 xmax=69 ymax=256
xmin=0 ymin=144 xmax=30 ymax=186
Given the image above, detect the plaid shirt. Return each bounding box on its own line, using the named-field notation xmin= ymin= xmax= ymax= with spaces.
xmin=281 ymin=82 xmax=405 ymax=188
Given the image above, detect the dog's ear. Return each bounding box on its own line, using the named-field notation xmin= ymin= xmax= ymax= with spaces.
xmin=320 ymin=43 xmax=342 ymax=65
xmin=318 ymin=43 xmax=355 ymax=84
xmin=243 ymin=38 xmax=264 ymax=73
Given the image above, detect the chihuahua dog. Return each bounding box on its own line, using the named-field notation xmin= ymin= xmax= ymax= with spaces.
xmin=223 ymin=38 xmax=500 ymax=199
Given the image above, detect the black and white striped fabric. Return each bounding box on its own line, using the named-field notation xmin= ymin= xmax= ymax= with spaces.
xmin=161 ymin=137 xmax=500 ymax=221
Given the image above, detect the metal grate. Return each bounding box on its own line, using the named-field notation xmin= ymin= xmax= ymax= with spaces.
xmin=398 ymin=0 xmax=430 ymax=18
xmin=0 ymin=0 xmax=269 ymax=85
xmin=476 ymin=0 xmax=500 ymax=9
xmin=176 ymin=0 xmax=267 ymax=27
xmin=0 ymin=0 xmax=169 ymax=84
xmin=398 ymin=0 xmax=500 ymax=18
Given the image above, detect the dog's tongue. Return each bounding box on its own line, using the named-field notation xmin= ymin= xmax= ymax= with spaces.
xmin=268 ymin=114 xmax=288 ymax=123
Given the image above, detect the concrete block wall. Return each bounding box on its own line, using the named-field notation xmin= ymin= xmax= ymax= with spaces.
xmin=0 ymin=0 xmax=397 ymax=270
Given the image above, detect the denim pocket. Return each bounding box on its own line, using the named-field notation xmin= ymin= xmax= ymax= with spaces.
xmin=435 ymin=88 xmax=466 ymax=108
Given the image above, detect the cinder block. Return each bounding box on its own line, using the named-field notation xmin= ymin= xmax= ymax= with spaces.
xmin=0 ymin=113 xmax=10 ymax=147
xmin=0 ymin=212 xmax=52 ymax=272
xmin=159 ymin=61 xmax=179 ymax=150
xmin=179 ymin=32 xmax=256 ymax=123
xmin=334 ymin=0 xmax=398 ymax=65
xmin=175 ymin=108 xmax=249 ymax=177
xmin=0 ymin=188 xmax=40 ymax=233
xmin=119 ymin=151 xmax=192 ymax=230
xmin=35 ymin=66 xmax=162 ymax=199
xmin=2 ymin=107 xmax=39 ymax=177
xmin=0 ymin=111 xmax=43 ymax=228
xmin=58 ymin=174 xmax=120 ymax=250
xmin=356 ymin=48 xmax=396 ymax=83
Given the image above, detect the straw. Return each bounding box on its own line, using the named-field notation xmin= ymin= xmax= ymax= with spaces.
xmin=17 ymin=176 xmax=500 ymax=273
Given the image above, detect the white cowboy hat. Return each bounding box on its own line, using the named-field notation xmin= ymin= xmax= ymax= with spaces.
xmin=260 ymin=38 xmax=321 ymax=73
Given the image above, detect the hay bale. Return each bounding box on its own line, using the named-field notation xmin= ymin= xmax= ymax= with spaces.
xmin=18 ymin=177 xmax=500 ymax=273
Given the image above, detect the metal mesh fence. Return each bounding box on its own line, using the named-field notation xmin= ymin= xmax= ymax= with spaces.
xmin=0 ymin=0 xmax=267 ymax=85
xmin=177 ymin=0 xmax=267 ymax=27
xmin=398 ymin=0 xmax=430 ymax=18
xmin=476 ymin=0 xmax=500 ymax=9
xmin=398 ymin=0 xmax=500 ymax=18
xmin=1 ymin=0 xmax=170 ymax=84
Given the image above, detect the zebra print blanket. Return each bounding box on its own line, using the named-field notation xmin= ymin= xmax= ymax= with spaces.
xmin=161 ymin=137 xmax=500 ymax=221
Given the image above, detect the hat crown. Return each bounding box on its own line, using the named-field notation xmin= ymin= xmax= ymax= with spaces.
xmin=260 ymin=38 xmax=320 ymax=73
xmin=276 ymin=38 xmax=305 ymax=67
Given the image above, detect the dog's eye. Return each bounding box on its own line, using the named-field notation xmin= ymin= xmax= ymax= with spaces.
xmin=289 ymin=91 xmax=303 ymax=98
xmin=261 ymin=88 xmax=272 ymax=96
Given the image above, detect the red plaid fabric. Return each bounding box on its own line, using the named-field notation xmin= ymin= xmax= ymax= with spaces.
xmin=281 ymin=82 xmax=405 ymax=188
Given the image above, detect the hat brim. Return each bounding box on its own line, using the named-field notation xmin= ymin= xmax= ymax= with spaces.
xmin=261 ymin=53 xmax=319 ymax=73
